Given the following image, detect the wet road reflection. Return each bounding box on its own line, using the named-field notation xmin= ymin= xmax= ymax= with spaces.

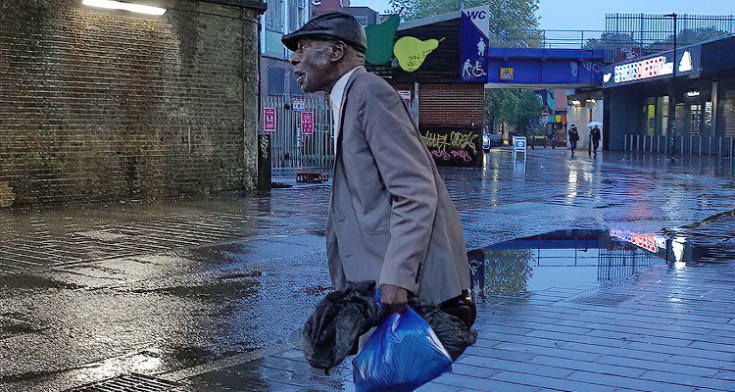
xmin=468 ymin=229 xmax=715 ymax=299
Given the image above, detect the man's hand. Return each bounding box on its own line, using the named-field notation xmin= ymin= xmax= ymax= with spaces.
xmin=379 ymin=284 xmax=408 ymax=313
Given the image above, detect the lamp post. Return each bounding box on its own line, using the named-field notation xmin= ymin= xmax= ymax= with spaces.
xmin=665 ymin=13 xmax=678 ymax=158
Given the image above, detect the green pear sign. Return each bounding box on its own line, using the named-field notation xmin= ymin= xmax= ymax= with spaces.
xmin=393 ymin=36 xmax=442 ymax=72
xmin=365 ymin=15 xmax=400 ymax=65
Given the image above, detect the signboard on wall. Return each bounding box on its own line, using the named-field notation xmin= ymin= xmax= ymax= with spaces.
xmin=602 ymin=46 xmax=701 ymax=88
xmin=263 ymin=107 xmax=276 ymax=132
xmin=420 ymin=128 xmax=482 ymax=167
xmin=459 ymin=5 xmax=490 ymax=83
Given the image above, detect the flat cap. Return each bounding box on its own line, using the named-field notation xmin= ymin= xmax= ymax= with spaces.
xmin=282 ymin=13 xmax=367 ymax=53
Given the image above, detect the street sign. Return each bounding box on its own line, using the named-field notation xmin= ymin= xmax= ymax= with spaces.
xmin=500 ymin=67 xmax=514 ymax=81
xmin=263 ymin=107 xmax=276 ymax=132
xmin=301 ymin=111 xmax=314 ymax=135
xmin=513 ymin=136 xmax=526 ymax=152
xmin=398 ymin=90 xmax=412 ymax=101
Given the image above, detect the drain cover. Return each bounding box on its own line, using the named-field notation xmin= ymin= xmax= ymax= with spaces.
xmin=64 ymin=373 xmax=183 ymax=392
xmin=568 ymin=293 xmax=635 ymax=306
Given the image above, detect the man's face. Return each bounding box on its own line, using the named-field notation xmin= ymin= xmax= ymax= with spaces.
xmin=290 ymin=39 xmax=337 ymax=93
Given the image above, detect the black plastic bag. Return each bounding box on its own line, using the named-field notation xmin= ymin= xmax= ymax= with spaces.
xmin=302 ymin=281 xmax=381 ymax=371
xmin=411 ymin=301 xmax=478 ymax=361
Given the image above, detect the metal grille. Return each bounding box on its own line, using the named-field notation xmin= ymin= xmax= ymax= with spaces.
xmin=64 ymin=373 xmax=183 ymax=392
xmin=603 ymin=13 xmax=735 ymax=61
xmin=263 ymin=94 xmax=335 ymax=170
xmin=263 ymin=95 xmax=419 ymax=170
xmin=568 ymin=293 xmax=635 ymax=307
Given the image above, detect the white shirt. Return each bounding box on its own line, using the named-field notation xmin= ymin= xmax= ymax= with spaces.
xmin=329 ymin=66 xmax=363 ymax=151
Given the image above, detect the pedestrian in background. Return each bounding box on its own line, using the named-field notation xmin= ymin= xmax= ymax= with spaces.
xmin=282 ymin=13 xmax=474 ymax=322
xmin=590 ymin=125 xmax=601 ymax=156
xmin=568 ymin=124 xmax=580 ymax=156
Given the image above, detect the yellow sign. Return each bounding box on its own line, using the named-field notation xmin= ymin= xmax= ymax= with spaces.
xmin=500 ymin=68 xmax=514 ymax=81
xmin=394 ymin=36 xmax=441 ymax=72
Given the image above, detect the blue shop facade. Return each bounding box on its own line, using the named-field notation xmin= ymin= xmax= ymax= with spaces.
xmin=603 ymin=35 xmax=735 ymax=153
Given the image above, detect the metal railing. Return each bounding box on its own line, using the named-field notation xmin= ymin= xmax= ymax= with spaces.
xmin=263 ymin=95 xmax=419 ymax=169
xmin=623 ymin=134 xmax=735 ymax=158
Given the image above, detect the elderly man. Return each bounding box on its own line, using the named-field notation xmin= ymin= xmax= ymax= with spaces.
xmin=282 ymin=13 xmax=474 ymax=323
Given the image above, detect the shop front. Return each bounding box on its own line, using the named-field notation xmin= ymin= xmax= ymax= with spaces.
xmin=603 ymin=35 xmax=735 ymax=153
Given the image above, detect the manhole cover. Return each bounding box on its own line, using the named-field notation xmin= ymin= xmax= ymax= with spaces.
xmin=64 ymin=373 xmax=183 ymax=392
xmin=568 ymin=293 xmax=635 ymax=306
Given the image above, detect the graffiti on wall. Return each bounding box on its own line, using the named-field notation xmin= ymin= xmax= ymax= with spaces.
xmin=421 ymin=129 xmax=481 ymax=167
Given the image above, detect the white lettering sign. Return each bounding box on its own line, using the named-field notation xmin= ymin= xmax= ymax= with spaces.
xmin=613 ymin=50 xmax=695 ymax=85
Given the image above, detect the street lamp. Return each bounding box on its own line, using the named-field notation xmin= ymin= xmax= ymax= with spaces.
xmin=664 ymin=13 xmax=677 ymax=158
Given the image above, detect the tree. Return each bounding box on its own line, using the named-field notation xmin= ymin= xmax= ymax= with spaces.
xmin=389 ymin=0 xmax=541 ymax=47
xmin=484 ymin=88 xmax=542 ymax=133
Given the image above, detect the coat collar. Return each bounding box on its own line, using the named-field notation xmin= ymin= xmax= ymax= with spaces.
xmin=334 ymin=66 xmax=368 ymax=165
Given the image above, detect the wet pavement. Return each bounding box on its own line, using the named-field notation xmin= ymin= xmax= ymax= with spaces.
xmin=0 ymin=149 xmax=734 ymax=391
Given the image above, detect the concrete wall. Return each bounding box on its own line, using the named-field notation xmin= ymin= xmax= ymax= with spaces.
xmin=0 ymin=0 xmax=264 ymax=207
xmin=608 ymin=90 xmax=644 ymax=150
xmin=566 ymin=101 xmax=604 ymax=151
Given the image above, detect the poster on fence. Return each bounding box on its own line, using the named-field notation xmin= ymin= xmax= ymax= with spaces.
xmin=263 ymin=107 xmax=276 ymax=132
xmin=419 ymin=128 xmax=482 ymax=167
xmin=301 ymin=111 xmax=314 ymax=135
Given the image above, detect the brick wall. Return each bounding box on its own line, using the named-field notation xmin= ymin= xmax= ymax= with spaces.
xmin=418 ymin=84 xmax=485 ymax=128
xmin=0 ymin=0 xmax=264 ymax=207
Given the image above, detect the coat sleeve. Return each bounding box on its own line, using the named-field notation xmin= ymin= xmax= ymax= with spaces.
xmin=358 ymin=79 xmax=437 ymax=294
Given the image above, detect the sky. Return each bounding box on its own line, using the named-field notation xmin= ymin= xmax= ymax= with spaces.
xmin=348 ymin=0 xmax=735 ymax=31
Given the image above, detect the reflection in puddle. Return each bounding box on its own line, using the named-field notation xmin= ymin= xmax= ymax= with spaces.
xmin=469 ymin=229 xmax=703 ymax=298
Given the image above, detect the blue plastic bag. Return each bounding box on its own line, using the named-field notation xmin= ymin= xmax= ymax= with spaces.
xmin=352 ymin=307 xmax=452 ymax=392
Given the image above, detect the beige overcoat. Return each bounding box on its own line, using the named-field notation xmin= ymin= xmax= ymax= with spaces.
xmin=326 ymin=67 xmax=470 ymax=305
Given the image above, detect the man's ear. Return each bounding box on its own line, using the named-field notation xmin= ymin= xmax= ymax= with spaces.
xmin=329 ymin=41 xmax=347 ymax=63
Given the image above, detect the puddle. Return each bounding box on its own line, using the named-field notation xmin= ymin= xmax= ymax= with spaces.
xmin=469 ymin=229 xmax=707 ymax=298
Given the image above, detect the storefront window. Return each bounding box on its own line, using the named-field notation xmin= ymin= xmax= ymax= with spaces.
xmin=658 ymin=96 xmax=669 ymax=136
xmin=690 ymin=105 xmax=702 ymax=135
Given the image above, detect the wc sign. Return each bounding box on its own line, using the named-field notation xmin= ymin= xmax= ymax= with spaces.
xmin=460 ymin=5 xmax=491 ymax=83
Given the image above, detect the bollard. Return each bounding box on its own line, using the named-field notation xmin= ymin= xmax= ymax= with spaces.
xmin=636 ymin=135 xmax=641 ymax=152
xmin=624 ymin=134 xmax=628 ymax=151
xmin=709 ymin=136 xmax=713 ymax=156
xmin=689 ymin=135 xmax=693 ymax=157
xmin=698 ymin=136 xmax=702 ymax=156
xmin=680 ymin=136 xmax=684 ymax=156
xmin=719 ymin=137 xmax=723 ymax=157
